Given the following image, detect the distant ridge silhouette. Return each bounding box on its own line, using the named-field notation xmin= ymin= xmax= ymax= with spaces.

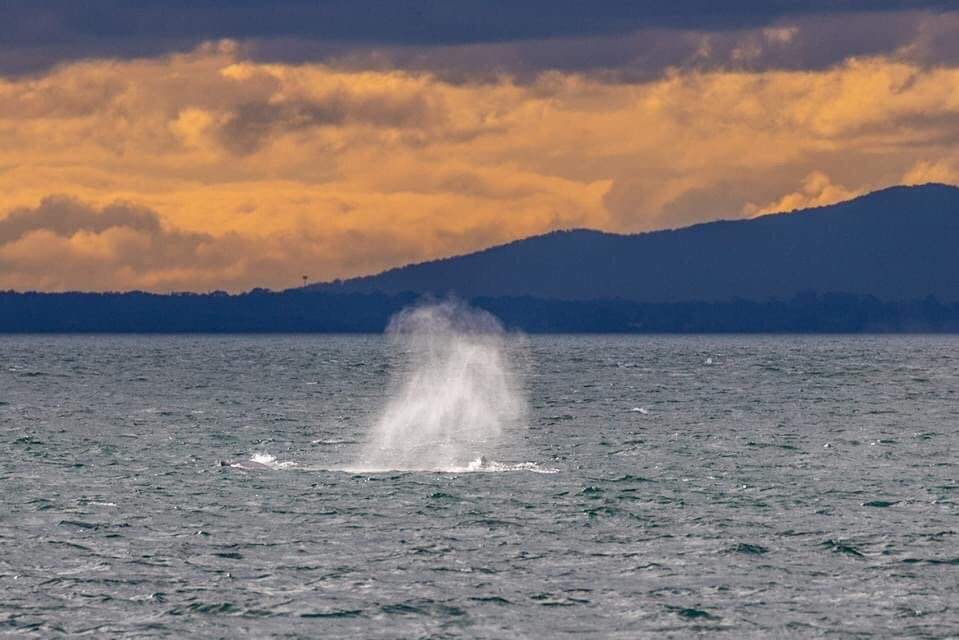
xmin=312 ymin=184 xmax=959 ymax=302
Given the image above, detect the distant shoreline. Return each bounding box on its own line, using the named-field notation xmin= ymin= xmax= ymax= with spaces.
xmin=2 ymin=290 xmax=958 ymax=334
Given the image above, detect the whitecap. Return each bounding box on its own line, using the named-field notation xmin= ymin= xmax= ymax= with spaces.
xmin=338 ymin=457 xmax=558 ymax=474
xmin=229 ymin=452 xmax=298 ymax=470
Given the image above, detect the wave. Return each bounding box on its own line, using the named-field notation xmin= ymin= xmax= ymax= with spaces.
xmin=310 ymin=438 xmax=359 ymax=445
xmin=339 ymin=456 xmax=559 ymax=474
xmin=229 ymin=453 xmax=297 ymax=471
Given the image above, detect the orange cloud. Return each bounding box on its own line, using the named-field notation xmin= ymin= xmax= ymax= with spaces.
xmin=1 ymin=43 xmax=958 ymax=291
xmin=902 ymin=160 xmax=959 ymax=186
xmin=744 ymin=172 xmax=863 ymax=216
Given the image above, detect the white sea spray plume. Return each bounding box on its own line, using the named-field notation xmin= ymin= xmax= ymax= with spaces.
xmin=357 ymin=300 xmax=528 ymax=471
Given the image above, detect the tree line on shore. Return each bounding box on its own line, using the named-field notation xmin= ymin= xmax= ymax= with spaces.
xmin=2 ymin=289 xmax=957 ymax=333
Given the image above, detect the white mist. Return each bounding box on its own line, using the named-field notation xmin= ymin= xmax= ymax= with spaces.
xmin=357 ymin=300 xmax=527 ymax=471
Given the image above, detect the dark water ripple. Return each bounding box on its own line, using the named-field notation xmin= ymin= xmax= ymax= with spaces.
xmin=1 ymin=335 xmax=959 ymax=637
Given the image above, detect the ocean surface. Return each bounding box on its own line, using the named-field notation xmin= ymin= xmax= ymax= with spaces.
xmin=2 ymin=334 xmax=958 ymax=638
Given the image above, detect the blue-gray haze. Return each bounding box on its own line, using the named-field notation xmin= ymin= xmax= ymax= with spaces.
xmin=2 ymin=335 xmax=958 ymax=638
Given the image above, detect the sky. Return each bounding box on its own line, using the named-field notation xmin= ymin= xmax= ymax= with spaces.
xmin=2 ymin=1 xmax=959 ymax=292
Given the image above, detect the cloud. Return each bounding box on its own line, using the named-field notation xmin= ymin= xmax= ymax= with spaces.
xmin=744 ymin=172 xmax=864 ymax=216
xmin=2 ymin=3 xmax=958 ymax=77
xmin=0 ymin=196 xmax=243 ymax=290
xmin=2 ymin=43 xmax=959 ymax=291
xmin=901 ymin=159 xmax=959 ymax=185
xmin=0 ymin=195 xmax=161 ymax=243
xmin=0 ymin=195 xmax=462 ymax=292
xmin=3 ymin=2 xmax=950 ymax=49
xmin=216 ymin=88 xmax=441 ymax=154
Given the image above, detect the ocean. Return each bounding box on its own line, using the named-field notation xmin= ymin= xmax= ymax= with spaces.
xmin=2 ymin=332 xmax=958 ymax=638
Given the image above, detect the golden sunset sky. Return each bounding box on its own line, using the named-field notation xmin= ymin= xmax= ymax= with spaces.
xmin=2 ymin=2 xmax=959 ymax=291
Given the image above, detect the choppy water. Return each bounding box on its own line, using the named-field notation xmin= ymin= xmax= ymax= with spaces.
xmin=2 ymin=335 xmax=958 ymax=638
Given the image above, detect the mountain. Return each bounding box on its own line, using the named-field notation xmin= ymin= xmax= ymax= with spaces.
xmin=312 ymin=184 xmax=959 ymax=302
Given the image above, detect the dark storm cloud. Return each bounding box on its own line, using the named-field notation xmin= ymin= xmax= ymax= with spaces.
xmin=1 ymin=1 xmax=956 ymax=75
xmin=308 ymin=11 xmax=949 ymax=83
